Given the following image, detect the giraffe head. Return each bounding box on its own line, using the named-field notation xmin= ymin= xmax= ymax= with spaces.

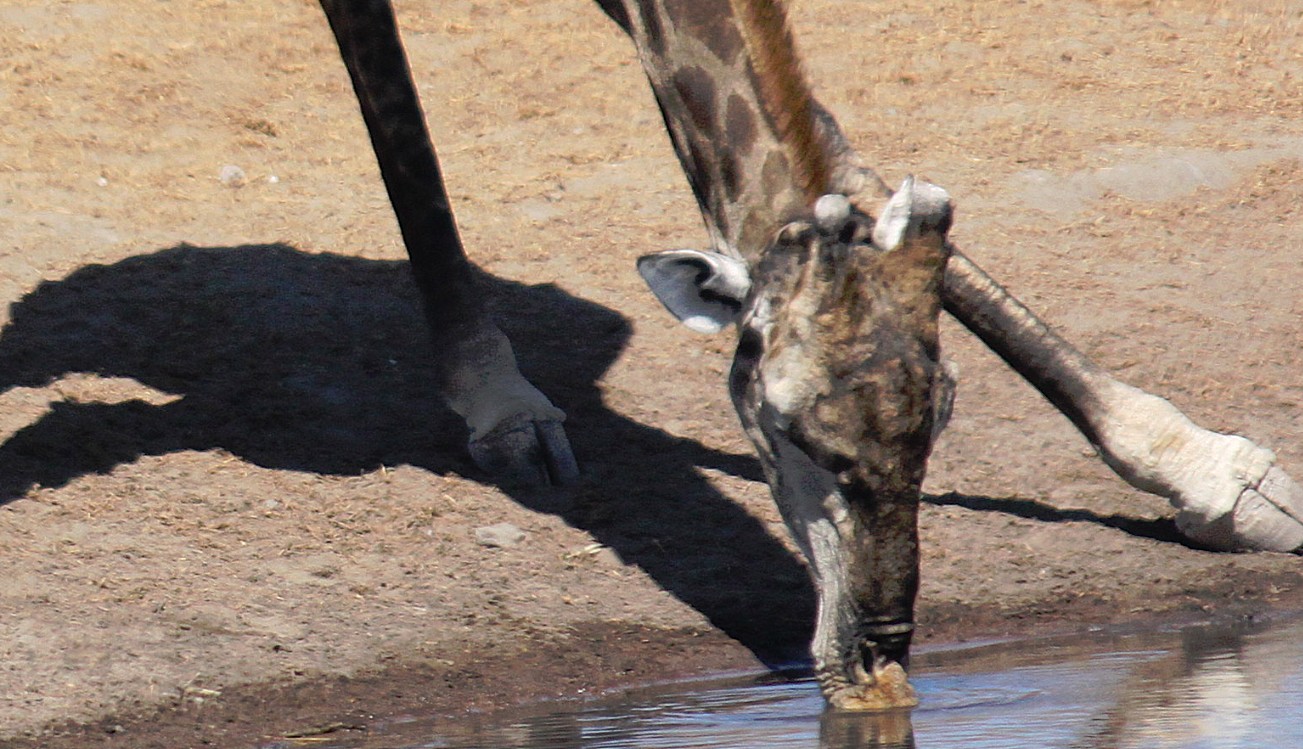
xmin=639 ymin=177 xmax=952 ymax=710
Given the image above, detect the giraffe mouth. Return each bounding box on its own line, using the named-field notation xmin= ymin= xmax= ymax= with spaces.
xmin=827 ymin=621 xmax=918 ymax=711
xmin=828 ymin=659 xmax=919 ymax=712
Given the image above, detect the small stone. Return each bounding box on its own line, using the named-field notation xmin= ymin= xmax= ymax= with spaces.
xmin=267 ymin=174 xmax=280 ymax=184
xmin=218 ymin=164 xmax=247 ymax=187
xmin=475 ymin=522 xmax=526 ymax=549
xmin=95 ymin=176 xmax=109 ymax=187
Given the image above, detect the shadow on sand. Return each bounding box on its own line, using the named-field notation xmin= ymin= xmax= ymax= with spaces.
xmin=0 ymin=243 xmax=811 ymax=662
xmin=927 ymin=492 xmax=1186 ymax=545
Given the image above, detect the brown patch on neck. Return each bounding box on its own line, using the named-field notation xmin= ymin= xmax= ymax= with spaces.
xmin=729 ymin=0 xmax=832 ymax=206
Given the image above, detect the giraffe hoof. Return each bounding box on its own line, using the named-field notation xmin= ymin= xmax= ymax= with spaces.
xmin=468 ymin=416 xmax=579 ymax=487
xmin=1177 ymin=466 xmax=1303 ymax=553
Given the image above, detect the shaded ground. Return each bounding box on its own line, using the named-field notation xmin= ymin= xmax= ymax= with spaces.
xmin=1 ymin=0 xmax=1300 ymax=746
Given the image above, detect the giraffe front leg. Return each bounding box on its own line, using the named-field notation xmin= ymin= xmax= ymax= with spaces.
xmin=439 ymin=322 xmax=578 ymax=486
xmin=944 ymin=249 xmax=1303 ymax=553
xmin=321 ymin=0 xmax=577 ymax=486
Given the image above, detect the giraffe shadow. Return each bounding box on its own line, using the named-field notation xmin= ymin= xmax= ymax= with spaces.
xmin=925 ymin=491 xmax=1185 ymax=545
xmin=0 ymin=243 xmax=810 ymax=662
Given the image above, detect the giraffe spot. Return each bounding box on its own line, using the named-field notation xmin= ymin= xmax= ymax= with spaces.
xmin=640 ymin=3 xmax=667 ymax=58
xmin=664 ymin=0 xmax=745 ymax=64
xmin=672 ymin=66 xmax=718 ymax=134
xmin=762 ymin=149 xmax=791 ymax=187
xmin=722 ymin=153 xmax=744 ymax=203
xmin=685 ymin=136 xmax=719 ymax=218
xmin=725 ymin=94 xmax=757 ymax=157
xmin=761 ymin=149 xmax=806 ymax=217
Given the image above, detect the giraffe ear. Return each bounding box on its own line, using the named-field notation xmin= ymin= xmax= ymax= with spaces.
xmin=637 ymin=250 xmax=752 ymax=334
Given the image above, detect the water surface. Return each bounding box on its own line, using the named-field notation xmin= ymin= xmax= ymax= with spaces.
xmin=290 ymin=615 xmax=1303 ymax=749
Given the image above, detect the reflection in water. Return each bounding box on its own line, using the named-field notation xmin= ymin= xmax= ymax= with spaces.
xmin=1071 ymin=623 xmax=1301 ymax=749
xmin=820 ymin=710 xmax=915 ymax=749
xmin=303 ymin=616 xmax=1303 ymax=749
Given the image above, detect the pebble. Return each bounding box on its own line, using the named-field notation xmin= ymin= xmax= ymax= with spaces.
xmin=218 ymin=164 xmax=247 ymax=187
xmin=475 ymin=522 xmax=526 ymax=549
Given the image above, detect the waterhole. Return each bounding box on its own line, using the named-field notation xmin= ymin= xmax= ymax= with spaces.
xmin=286 ymin=615 xmax=1303 ymax=749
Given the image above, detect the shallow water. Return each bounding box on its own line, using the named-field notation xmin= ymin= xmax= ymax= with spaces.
xmin=298 ymin=616 xmax=1303 ymax=749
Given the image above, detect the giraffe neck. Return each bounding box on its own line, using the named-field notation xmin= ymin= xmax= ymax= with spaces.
xmin=611 ymin=0 xmax=876 ymax=261
xmin=729 ymin=0 xmax=829 ymax=205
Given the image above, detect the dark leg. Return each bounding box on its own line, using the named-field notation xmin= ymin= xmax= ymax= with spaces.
xmin=318 ymin=0 xmax=577 ymax=485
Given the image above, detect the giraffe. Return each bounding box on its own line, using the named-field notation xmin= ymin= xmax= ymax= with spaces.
xmin=317 ymin=0 xmax=1303 ymax=708
xmin=619 ymin=1 xmax=952 ymax=708
xmin=646 ymin=184 xmax=957 ymax=709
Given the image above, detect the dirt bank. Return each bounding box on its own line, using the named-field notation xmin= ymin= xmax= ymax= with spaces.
xmin=2 ymin=0 xmax=1300 ymax=747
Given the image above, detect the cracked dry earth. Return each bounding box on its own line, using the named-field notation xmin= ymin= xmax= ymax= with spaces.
xmin=1 ymin=0 xmax=1301 ymax=746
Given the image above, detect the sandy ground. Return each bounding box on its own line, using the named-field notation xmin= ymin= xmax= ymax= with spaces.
xmin=1 ymin=0 xmax=1301 ymax=746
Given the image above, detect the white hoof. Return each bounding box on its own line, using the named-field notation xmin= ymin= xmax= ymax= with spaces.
xmin=1177 ymin=466 xmax=1303 ymax=553
xmin=1093 ymin=382 xmax=1303 ymax=553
